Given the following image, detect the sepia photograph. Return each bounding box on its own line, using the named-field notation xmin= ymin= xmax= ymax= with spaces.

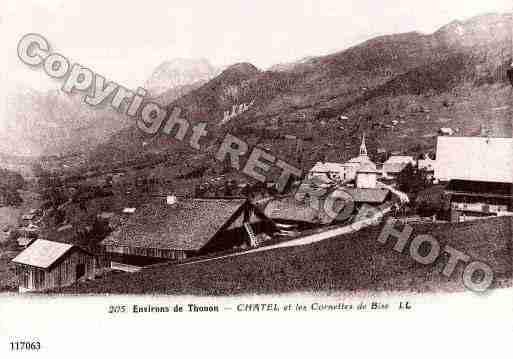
xmin=0 ymin=0 xmax=512 ymax=357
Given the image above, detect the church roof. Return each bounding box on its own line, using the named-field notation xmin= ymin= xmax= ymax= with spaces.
xmin=357 ymin=162 xmax=379 ymax=173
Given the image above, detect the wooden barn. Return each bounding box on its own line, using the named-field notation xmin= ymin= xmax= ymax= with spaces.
xmin=101 ymin=198 xmax=275 ymax=268
xmin=12 ymin=239 xmax=97 ymax=292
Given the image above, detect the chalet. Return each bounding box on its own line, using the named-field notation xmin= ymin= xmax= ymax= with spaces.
xmin=12 ymin=239 xmax=97 ymax=292
xmin=444 ymin=180 xmax=513 ymax=222
xmin=101 ymin=198 xmax=274 ymax=268
xmin=435 ymin=136 xmax=513 ymax=222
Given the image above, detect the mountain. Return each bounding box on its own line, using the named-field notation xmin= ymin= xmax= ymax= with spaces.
xmin=1 ymin=59 xmax=222 ymax=161
xmin=2 ymin=88 xmax=131 ymax=158
xmin=144 ymin=58 xmax=219 ymax=97
xmin=86 ymin=13 xmax=513 ymax=183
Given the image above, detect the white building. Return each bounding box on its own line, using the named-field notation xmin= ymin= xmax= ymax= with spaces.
xmin=435 ymin=136 xmax=513 ymax=222
xmin=356 ymin=162 xmax=379 ymax=189
xmin=435 ymin=136 xmax=513 ymax=183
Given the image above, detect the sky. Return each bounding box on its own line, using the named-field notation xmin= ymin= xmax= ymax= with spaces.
xmin=1 ymin=0 xmax=512 ymax=96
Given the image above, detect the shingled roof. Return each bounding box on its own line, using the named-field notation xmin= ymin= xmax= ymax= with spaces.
xmin=101 ymin=198 xmax=249 ymax=252
xmin=264 ymin=196 xmax=323 ymax=224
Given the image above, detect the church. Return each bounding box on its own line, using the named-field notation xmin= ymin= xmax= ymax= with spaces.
xmin=308 ymin=134 xmax=379 ymax=188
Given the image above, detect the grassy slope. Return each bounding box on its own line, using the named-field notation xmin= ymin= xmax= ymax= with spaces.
xmin=55 ymin=216 xmax=513 ymax=295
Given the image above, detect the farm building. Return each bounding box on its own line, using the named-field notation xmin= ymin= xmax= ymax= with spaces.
xmin=435 ymin=136 xmax=513 ymax=183
xmin=435 ymin=136 xmax=513 ymax=222
xmin=101 ymin=198 xmax=275 ymax=268
xmin=443 ymin=180 xmax=513 ymax=222
xmin=12 ymin=239 xmax=97 ymax=292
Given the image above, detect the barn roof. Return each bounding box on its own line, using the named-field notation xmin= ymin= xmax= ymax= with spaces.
xmin=12 ymin=239 xmax=75 ymax=269
xmin=436 ymin=136 xmax=513 ymax=182
xmin=101 ymin=198 xmax=248 ymax=252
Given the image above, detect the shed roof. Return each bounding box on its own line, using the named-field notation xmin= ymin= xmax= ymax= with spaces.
xmin=12 ymin=239 xmax=75 ymax=269
xmin=101 ymin=199 xmax=248 ymax=252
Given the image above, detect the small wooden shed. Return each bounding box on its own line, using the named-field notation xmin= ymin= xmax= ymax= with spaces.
xmin=12 ymin=239 xmax=97 ymax=292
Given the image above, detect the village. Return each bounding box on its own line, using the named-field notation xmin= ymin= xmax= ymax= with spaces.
xmin=3 ymin=104 xmax=513 ymax=293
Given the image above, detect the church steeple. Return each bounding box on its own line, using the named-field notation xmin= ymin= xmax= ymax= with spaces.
xmin=359 ymin=133 xmax=368 ymax=157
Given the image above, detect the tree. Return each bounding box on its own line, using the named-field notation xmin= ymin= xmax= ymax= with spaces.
xmin=396 ymin=163 xmax=427 ymax=195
